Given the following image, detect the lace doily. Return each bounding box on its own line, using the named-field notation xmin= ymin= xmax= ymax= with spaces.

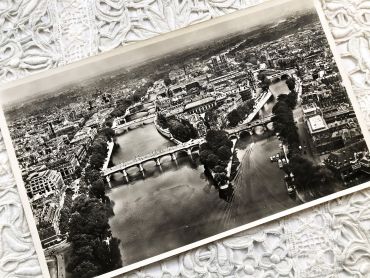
xmin=1 ymin=0 xmax=370 ymax=277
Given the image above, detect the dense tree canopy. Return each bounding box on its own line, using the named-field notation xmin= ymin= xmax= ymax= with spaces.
xmin=110 ymin=80 xmax=153 ymax=118
xmin=258 ymin=73 xmax=272 ymax=93
xmin=164 ymin=78 xmax=172 ymax=87
xmin=157 ymin=113 xmax=169 ymax=129
xmin=240 ymin=90 xmax=251 ymax=102
xmin=110 ymin=98 xmax=133 ymax=118
xmin=101 ymin=128 xmax=115 ymax=141
xmin=227 ymin=110 xmax=242 ymax=127
xmin=63 ymin=124 xmax=122 ymax=278
xmin=214 ymin=165 xmax=227 ymax=174
xmin=168 ymin=118 xmax=198 ymax=142
xmin=69 ymin=197 xmax=110 ymax=238
xmin=86 ymin=127 xmax=116 ymax=171
xmin=89 ymin=179 xmax=106 ymax=201
xmin=287 ymin=156 xmax=336 ymax=194
xmin=204 ymin=109 xmax=219 ymax=129
xmin=59 ymin=189 xmax=74 ymax=234
xmin=200 ymin=130 xmax=235 ymax=187
xmin=227 ymin=99 xmax=255 ymax=127
xmin=201 ymin=152 xmax=219 ymax=169
xmin=214 ymin=173 xmax=229 ymax=186
xmin=205 ymin=130 xmax=233 ymax=151
xmin=217 ymin=145 xmax=233 ymax=161
xmin=272 ymin=89 xmax=299 ymax=148
xmin=286 ymin=77 xmax=296 ymax=92
xmin=90 ymin=152 xmax=107 ymax=170
xmin=67 ymin=196 xmax=122 ymax=277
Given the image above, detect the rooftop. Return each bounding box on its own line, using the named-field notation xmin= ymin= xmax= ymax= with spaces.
xmin=184 ymin=97 xmax=215 ymax=110
xmin=26 ymin=167 xmax=54 ymax=181
xmin=326 ymin=139 xmax=367 ymax=166
xmin=302 ymin=102 xmax=319 ymax=114
xmin=307 ymin=114 xmax=328 ymax=134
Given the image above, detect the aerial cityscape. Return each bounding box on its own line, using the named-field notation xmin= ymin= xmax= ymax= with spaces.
xmin=3 ymin=9 xmax=370 ymax=278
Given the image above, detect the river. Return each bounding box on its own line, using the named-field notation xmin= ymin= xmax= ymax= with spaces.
xmin=259 ymin=80 xmax=291 ymax=118
xmin=107 ymin=81 xmax=300 ymax=266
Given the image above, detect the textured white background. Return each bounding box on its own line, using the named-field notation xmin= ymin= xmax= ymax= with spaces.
xmin=1 ymin=0 xmax=370 ymax=277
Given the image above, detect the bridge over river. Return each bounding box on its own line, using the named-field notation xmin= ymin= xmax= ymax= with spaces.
xmin=107 ymin=112 xmax=274 ymax=181
xmin=226 ymin=114 xmax=274 ymax=138
xmin=112 ymin=114 xmax=156 ymax=133
xmin=103 ymin=138 xmax=205 ymax=178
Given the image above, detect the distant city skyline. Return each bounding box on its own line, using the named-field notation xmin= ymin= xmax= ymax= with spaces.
xmin=0 ymin=0 xmax=315 ymax=106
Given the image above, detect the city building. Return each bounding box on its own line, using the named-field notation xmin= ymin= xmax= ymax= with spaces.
xmin=323 ymin=105 xmax=356 ymax=124
xmin=306 ymin=115 xmax=329 ymax=135
xmin=302 ymin=102 xmax=322 ymax=119
xmin=25 ymin=166 xmax=65 ymax=199
xmin=183 ymin=113 xmax=207 ymax=137
xmin=210 ymin=70 xmax=248 ymax=91
xmin=85 ymin=108 xmax=114 ymax=128
xmin=168 ymin=80 xmax=204 ymax=101
xmin=54 ymin=122 xmax=79 ymax=137
xmin=155 ymin=96 xmax=171 ymax=110
xmin=210 ymin=54 xmax=230 ymax=75
xmin=70 ymin=126 xmax=97 ymax=147
xmin=325 ymin=140 xmax=369 ymax=181
xmin=70 ymin=145 xmax=88 ymax=164
xmin=302 ymin=101 xmax=362 ymax=154
xmin=184 ymin=96 xmax=217 ymax=114
xmin=47 ymin=154 xmax=80 ymax=184
xmin=360 ymin=155 xmax=370 ymax=175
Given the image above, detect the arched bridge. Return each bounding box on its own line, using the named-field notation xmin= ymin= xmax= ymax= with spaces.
xmin=103 ymin=138 xmax=206 ymax=177
xmin=226 ymin=114 xmax=274 ymax=138
xmin=244 ymin=90 xmax=272 ymax=123
xmin=113 ymin=114 xmax=156 ymax=132
xmin=266 ymin=69 xmax=295 ymax=82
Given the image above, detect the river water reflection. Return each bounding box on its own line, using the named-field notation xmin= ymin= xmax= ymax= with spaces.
xmin=107 ymin=81 xmax=299 ymax=266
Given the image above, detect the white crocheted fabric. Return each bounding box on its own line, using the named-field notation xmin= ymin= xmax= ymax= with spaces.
xmin=1 ymin=0 xmax=370 ymax=277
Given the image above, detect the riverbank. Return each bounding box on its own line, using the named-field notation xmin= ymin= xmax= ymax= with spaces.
xmin=102 ymin=141 xmax=115 ymax=171
xmin=154 ymin=118 xmax=182 ymax=145
xmin=108 ymin=127 xmax=299 ymax=266
xmin=106 ymin=79 xmax=299 ymax=266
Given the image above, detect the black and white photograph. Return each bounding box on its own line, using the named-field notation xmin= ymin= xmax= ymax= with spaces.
xmin=1 ymin=0 xmax=370 ymax=277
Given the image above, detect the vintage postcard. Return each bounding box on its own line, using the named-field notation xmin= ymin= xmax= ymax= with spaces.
xmin=0 ymin=0 xmax=370 ymax=277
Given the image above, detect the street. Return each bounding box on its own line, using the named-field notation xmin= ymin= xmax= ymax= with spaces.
xmin=45 ymin=242 xmax=70 ymax=278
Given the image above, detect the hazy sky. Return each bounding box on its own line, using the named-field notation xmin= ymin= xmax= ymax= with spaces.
xmin=0 ymin=0 xmax=316 ymax=106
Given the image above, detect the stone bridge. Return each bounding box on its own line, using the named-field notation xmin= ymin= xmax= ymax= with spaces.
xmin=242 ymin=69 xmax=295 ymax=124
xmin=103 ymin=138 xmax=206 ymax=178
xmin=226 ymin=114 xmax=274 ymax=138
xmin=243 ymin=91 xmax=273 ymax=124
xmin=265 ymin=69 xmax=295 ymax=81
xmin=113 ymin=114 xmax=156 ymax=132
